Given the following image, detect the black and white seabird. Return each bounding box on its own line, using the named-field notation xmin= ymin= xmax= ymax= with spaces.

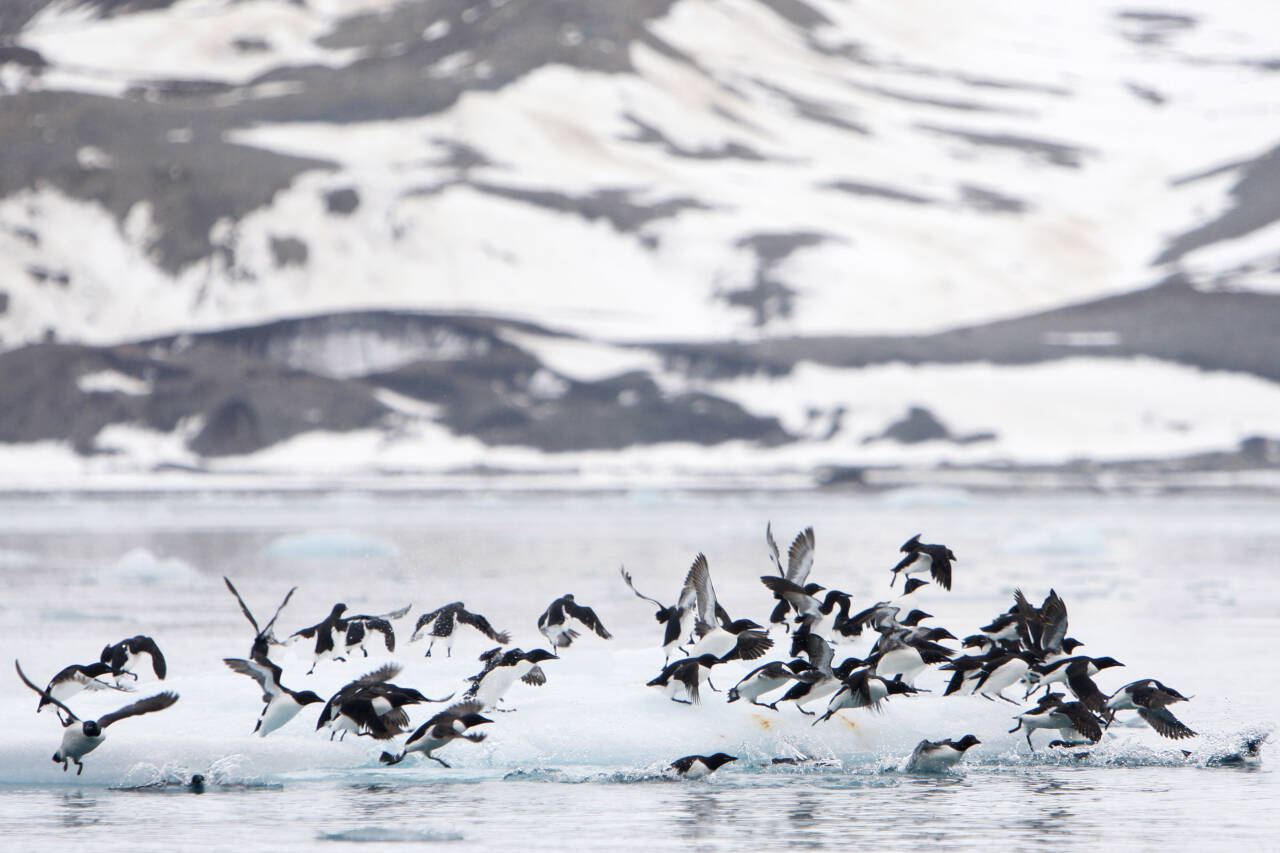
xmin=291 ymin=603 xmax=350 ymax=673
xmin=668 ymin=753 xmax=737 ymax=779
xmin=317 ymin=663 xmax=448 ymax=741
xmin=17 ymin=660 xmax=178 ymax=775
xmin=905 ymin=735 xmax=981 ymax=772
xmin=620 ymin=565 xmax=698 ymax=664
xmin=686 ymin=554 xmax=773 ymax=661
xmin=871 ymin=633 xmax=953 ymax=686
xmin=223 ymin=576 xmax=295 ymax=662
xmin=1023 ymin=655 xmax=1124 ymax=712
xmin=647 ymin=653 xmax=723 ymax=705
xmin=727 ymin=659 xmax=812 ymax=711
xmin=464 ymin=648 xmax=558 ymax=711
xmin=969 ymin=651 xmax=1034 ymax=704
xmin=1009 ymin=692 xmax=1103 ymax=751
xmin=813 ymin=670 xmax=919 ymax=725
xmin=1013 ymin=588 xmax=1071 ymax=661
xmin=380 ymin=700 xmax=493 ymax=768
xmin=100 ymin=636 xmax=167 ymax=682
xmin=1104 ymin=679 xmax=1195 ymax=740
xmin=537 ymin=594 xmax=612 ymax=652
xmin=890 ymin=534 xmax=956 ymax=590
xmin=410 ymin=602 xmax=511 ymax=657
xmin=223 ymin=656 xmax=323 ymax=737
xmin=760 ymin=526 xmax=819 ymax=628
xmin=37 ymin=662 xmax=133 ymax=722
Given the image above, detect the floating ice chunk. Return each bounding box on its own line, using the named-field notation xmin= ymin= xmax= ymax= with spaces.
xmin=262 ymin=529 xmax=401 ymax=560
xmin=96 ymin=547 xmax=202 ymax=586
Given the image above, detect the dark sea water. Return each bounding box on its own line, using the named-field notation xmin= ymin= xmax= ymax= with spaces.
xmin=0 ymin=489 xmax=1275 ymax=851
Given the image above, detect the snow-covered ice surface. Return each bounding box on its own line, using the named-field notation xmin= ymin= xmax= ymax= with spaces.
xmin=0 ymin=490 xmax=1276 ymax=850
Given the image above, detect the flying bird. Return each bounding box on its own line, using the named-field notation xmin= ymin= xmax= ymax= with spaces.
xmin=99 ymin=635 xmax=167 ymax=681
xmin=890 ymin=534 xmax=956 ymax=590
xmin=620 ymin=566 xmax=698 ymax=664
xmin=537 ymin=594 xmax=612 ymax=652
xmin=410 ymin=602 xmax=510 ymax=657
xmin=223 ymin=656 xmax=323 ymax=737
xmin=379 ymin=700 xmax=493 ymax=768
xmin=16 ymin=660 xmax=178 ymax=775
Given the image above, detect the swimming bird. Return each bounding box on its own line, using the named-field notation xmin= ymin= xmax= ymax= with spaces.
xmin=379 ymin=700 xmax=493 ymax=768
xmin=464 ymin=648 xmax=558 ymax=711
xmin=100 ymin=636 xmax=167 ymax=682
xmin=727 ymin=659 xmax=812 ymax=710
xmin=222 ymin=656 xmax=324 ymax=737
xmin=620 ymin=565 xmax=698 ymax=664
xmin=905 ymin=735 xmax=981 ymax=772
xmin=890 ymin=534 xmax=956 ymax=590
xmin=647 ymin=653 xmax=723 ymax=705
xmin=668 ymin=753 xmax=737 ymax=779
xmin=223 ymin=576 xmax=295 ymax=662
xmin=537 ymin=594 xmax=612 ymax=652
xmin=1104 ymin=679 xmax=1195 ymax=740
xmin=16 ymin=660 xmax=178 ymax=775
xmin=37 ymin=662 xmax=133 ymax=722
xmin=1009 ymin=692 xmax=1103 ymax=751
xmin=410 ymin=602 xmax=511 ymax=657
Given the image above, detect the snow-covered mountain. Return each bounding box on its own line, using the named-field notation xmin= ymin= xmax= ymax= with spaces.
xmin=0 ymin=0 xmax=1277 ymax=489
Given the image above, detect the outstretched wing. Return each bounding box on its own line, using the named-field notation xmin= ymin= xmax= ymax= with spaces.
xmin=98 ymin=691 xmax=179 ymax=728
xmin=1012 ymin=588 xmax=1042 ymax=654
xmin=522 ymin=665 xmax=547 ymax=686
xmin=343 ymin=663 xmax=403 ymax=692
xmin=1138 ymin=706 xmax=1196 ymax=740
xmin=1059 ymin=702 xmax=1104 ymax=743
xmin=685 ymin=553 xmax=723 ymax=628
xmin=352 ymin=618 xmax=396 ymax=652
xmin=15 ymin=660 xmax=80 ymax=722
xmin=1065 ymin=663 xmax=1106 ymax=714
xmin=412 ymin=605 xmax=449 ymax=639
xmin=223 ymin=657 xmax=278 ymax=697
xmin=620 ymin=566 xmax=665 ymax=608
xmin=1039 ymin=589 xmax=1068 ymax=653
xmin=766 ymin=522 xmax=785 ymax=577
xmin=787 ymin=527 xmax=815 ymax=585
xmin=128 ymin=636 xmax=168 ymax=679
xmin=564 ymin=600 xmax=611 ymax=639
xmin=457 ymin=608 xmax=511 ymax=644
xmin=224 ymin=576 xmax=261 ymax=634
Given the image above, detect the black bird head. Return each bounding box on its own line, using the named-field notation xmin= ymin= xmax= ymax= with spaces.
xmin=802 ymin=583 xmax=825 ymax=595
xmin=460 ymin=713 xmax=494 ymax=728
xmin=694 ymin=654 xmax=723 ymax=669
xmin=902 ymin=609 xmax=932 ymax=627
xmin=522 ymin=649 xmax=559 ymax=664
xmin=953 ymin=734 xmax=981 ymax=751
xmin=704 ymin=753 xmax=738 ymax=770
xmin=884 ymin=677 xmax=919 ymax=697
xmin=961 ymin=634 xmax=990 ymax=649
xmin=82 ymin=721 xmax=102 ymax=738
xmin=330 ymin=603 xmax=348 ymax=618
xmin=1061 ymin=637 xmax=1085 ymax=653
xmin=924 ymin=627 xmax=956 ymax=642
xmin=1091 ymin=656 xmax=1124 ymax=671
xmin=726 ymin=618 xmax=763 ymax=633
xmin=902 ymin=578 xmax=929 ymax=596
xmin=295 ymin=691 xmax=325 ymax=706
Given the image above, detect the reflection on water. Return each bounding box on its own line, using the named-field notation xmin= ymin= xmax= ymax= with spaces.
xmin=58 ymin=792 xmax=101 ymax=828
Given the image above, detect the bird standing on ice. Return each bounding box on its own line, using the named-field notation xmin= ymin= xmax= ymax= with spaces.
xmin=537 ymin=594 xmax=612 ymax=652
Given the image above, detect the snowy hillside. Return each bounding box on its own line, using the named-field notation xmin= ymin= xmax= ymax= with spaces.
xmin=0 ymin=0 xmax=1277 ymax=486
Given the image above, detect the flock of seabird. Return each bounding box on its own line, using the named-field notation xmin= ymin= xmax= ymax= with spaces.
xmin=14 ymin=525 xmax=1215 ymax=778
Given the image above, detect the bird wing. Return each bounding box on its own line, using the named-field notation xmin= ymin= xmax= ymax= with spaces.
xmin=1138 ymin=706 xmax=1196 ymax=740
xmin=786 ymin=527 xmax=815 ymax=584
xmin=677 ymin=661 xmax=702 ymax=705
xmin=564 ymin=599 xmax=612 ymax=639
xmin=685 ymin=553 xmax=722 ymax=628
xmin=457 ymin=608 xmax=511 ymax=644
xmin=670 ymin=754 xmax=698 ymax=774
xmin=412 ymin=605 xmax=448 ymax=639
xmin=128 ymin=636 xmax=168 ymax=679
xmin=98 ymin=692 xmax=179 ymax=729
xmin=15 ymin=660 xmax=80 ymax=722
xmin=925 ymin=546 xmax=953 ymax=590
xmin=259 ymin=586 xmax=297 ymax=641
xmin=766 ymin=522 xmax=785 ymax=577
xmin=620 ymin=566 xmax=665 ymax=608
xmin=224 ymin=576 xmax=261 ymax=634
xmin=377 ymin=603 xmax=412 ymax=621
xmin=760 ymin=575 xmax=804 ymax=599
xmin=72 ymin=671 xmax=134 ymax=694
xmin=1012 ymin=588 xmax=1043 ymax=654
xmin=801 ymin=632 xmax=835 ymax=676
xmin=342 ymin=663 xmax=403 ymax=693
xmin=223 ymin=657 xmax=282 ymax=700
xmin=352 ymin=618 xmax=396 ymax=652
xmin=1065 ymin=664 xmax=1106 ymax=714
xmin=522 ymin=665 xmax=547 ymax=686
xmin=1039 ymin=589 xmax=1068 ymax=654
xmin=1058 ymin=702 xmax=1103 ymax=743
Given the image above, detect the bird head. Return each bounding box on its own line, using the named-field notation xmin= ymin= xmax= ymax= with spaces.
xmin=705 ymin=753 xmax=738 ymax=770
xmin=295 ymin=691 xmax=325 ymax=706
xmin=460 ymin=713 xmax=494 ymax=729
xmin=1091 ymin=656 xmax=1124 ymax=671
xmin=694 ymin=654 xmax=722 ymax=669
xmin=523 ymin=649 xmax=558 ymax=664
xmin=953 ymin=734 xmax=981 ymax=751
xmin=82 ymin=721 xmax=102 ymax=738
xmin=902 ymin=609 xmax=933 ymax=627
